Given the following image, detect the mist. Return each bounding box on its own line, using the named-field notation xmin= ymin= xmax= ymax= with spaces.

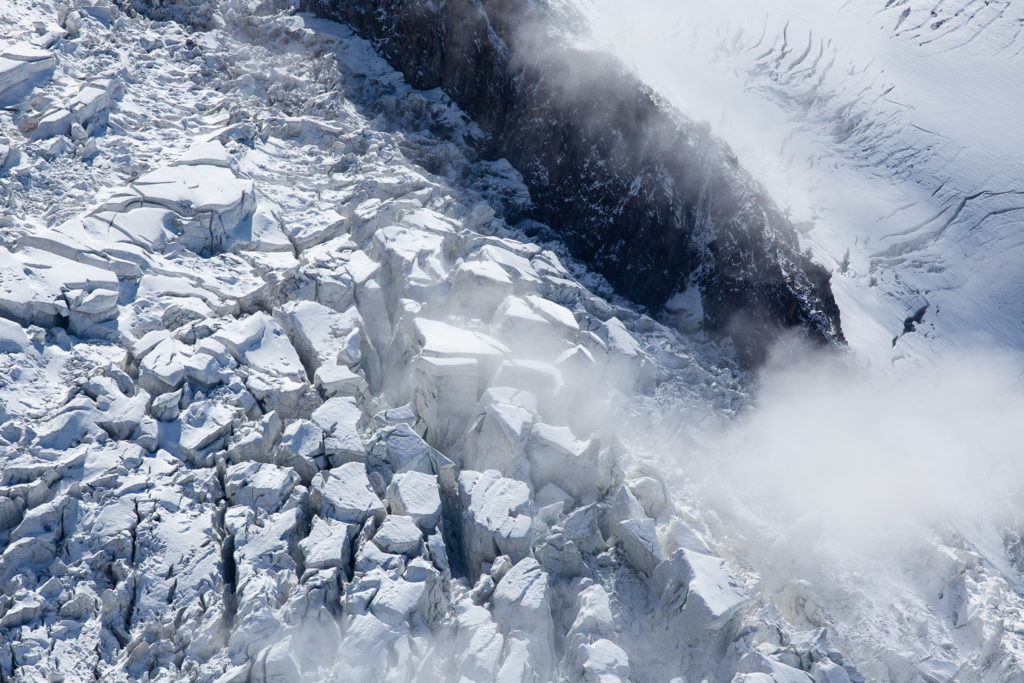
xmin=623 ymin=337 xmax=1022 ymax=678
xmin=694 ymin=343 xmax=1024 ymax=546
xmin=566 ymin=0 xmax=1024 ymax=554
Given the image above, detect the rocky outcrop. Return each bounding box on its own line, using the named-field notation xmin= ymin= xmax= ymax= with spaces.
xmin=301 ymin=0 xmax=845 ymax=363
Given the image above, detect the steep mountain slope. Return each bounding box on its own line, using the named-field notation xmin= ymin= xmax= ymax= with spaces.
xmin=1 ymin=1 xmax=1023 ymax=683
xmin=300 ymin=0 xmax=845 ymax=366
xmin=0 ymin=1 xmax=853 ymax=681
xmin=576 ymin=2 xmax=1024 ymax=679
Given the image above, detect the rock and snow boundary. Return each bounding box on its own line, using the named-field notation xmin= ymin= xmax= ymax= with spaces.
xmin=0 ymin=1 xmax=857 ymax=680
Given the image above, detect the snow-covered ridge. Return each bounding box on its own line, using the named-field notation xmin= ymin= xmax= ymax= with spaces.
xmin=0 ymin=1 xmax=859 ymax=681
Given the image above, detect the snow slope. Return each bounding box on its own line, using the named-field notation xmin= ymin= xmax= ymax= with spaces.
xmin=576 ymin=2 xmax=1024 ymax=680
xmin=580 ymin=0 xmax=1024 ymax=368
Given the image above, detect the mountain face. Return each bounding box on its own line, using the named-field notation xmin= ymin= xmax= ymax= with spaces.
xmin=301 ymin=0 xmax=845 ymax=364
xmin=0 ymin=1 xmax=860 ymax=680
xmin=2 ymin=1 xmax=1021 ymax=682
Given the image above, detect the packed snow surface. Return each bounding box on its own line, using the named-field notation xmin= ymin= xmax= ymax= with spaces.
xmin=581 ymin=0 xmax=1024 ymax=367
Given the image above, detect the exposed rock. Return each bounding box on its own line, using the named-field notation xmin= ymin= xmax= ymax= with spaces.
xmin=0 ymin=3 xmax=871 ymax=681
xmin=303 ymin=0 xmax=844 ymax=363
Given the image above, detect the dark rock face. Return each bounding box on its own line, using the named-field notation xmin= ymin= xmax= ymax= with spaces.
xmin=301 ymin=0 xmax=844 ymax=363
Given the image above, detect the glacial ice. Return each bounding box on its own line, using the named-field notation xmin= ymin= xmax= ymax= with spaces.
xmin=0 ymin=0 xmax=962 ymax=680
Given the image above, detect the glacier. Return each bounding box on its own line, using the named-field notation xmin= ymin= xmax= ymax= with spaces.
xmin=0 ymin=1 xmax=1022 ymax=682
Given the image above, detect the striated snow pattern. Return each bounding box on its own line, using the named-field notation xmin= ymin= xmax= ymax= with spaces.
xmin=580 ymin=0 xmax=1024 ymax=368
